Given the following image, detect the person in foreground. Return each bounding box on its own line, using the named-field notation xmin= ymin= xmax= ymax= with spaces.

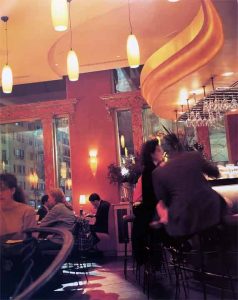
xmin=152 ymin=133 xmax=227 ymax=238
xmin=0 ymin=173 xmax=36 ymax=241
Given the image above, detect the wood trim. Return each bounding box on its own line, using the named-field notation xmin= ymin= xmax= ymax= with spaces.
xmin=0 ymin=98 xmax=78 ymax=191
xmin=0 ymin=98 xmax=77 ymax=124
xmin=101 ymin=91 xmax=146 ymax=153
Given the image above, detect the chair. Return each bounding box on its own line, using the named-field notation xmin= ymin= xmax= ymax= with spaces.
xmin=63 ymin=218 xmax=95 ymax=282
xmin=169 ymin=223 xmax=238 ymax=300
xmin=94 ymin=205 xmax=115 ymax=255
xmin=122 ymin=214 xmax=135 ymax=279
xmin=0 ymin=227 xmax=74 ymax=300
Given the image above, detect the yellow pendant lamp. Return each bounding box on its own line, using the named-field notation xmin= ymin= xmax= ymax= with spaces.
xmin=51 ymin=0 xmax=68 ymax=31
xmin=1 ymin=16 xmax=13 ymax=94
xmin=67 ymin=0 xmax=79 ymax=81
xmin=127 ymin=0 xmax=140 ymax=68
xmin=127 ymin=34 xmax=140 ymax=68
xmin=2 ymin=65 xmax=13 ymax=94
xmin=67 ymin=50 xmax=79 ymax=81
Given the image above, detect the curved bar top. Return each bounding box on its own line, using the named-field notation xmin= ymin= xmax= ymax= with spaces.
xmin=140 ymin=0 xmax=224 ymax=120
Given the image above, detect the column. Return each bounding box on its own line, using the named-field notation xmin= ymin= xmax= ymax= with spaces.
xmin=131 ymin=106 xmax=143 ymax=155
xmin=196 ymin=126 xmax=212 ymax=160
xmin=42 ymin=117 xmax=56 ymax=191
xmin=225 ymin=113 xmax=238 ymax=164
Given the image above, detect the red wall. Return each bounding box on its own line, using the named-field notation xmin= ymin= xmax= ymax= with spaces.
xmin=226 ymin=113 xmax=238 ymax=164
xmin=66 ymin=70 xmax=119 ymax=213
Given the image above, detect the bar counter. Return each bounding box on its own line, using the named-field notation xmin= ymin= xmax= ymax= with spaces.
xmin=210 ymin=178 xmax=238 ymax=213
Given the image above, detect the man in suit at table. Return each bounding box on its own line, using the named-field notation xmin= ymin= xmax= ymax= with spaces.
xmin=37 ymin=194 xmax=49 ymax=221
xmin=88 ymin=193 xmax=110 ymax=234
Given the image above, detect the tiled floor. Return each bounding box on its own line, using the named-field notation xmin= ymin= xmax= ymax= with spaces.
xmin=33 ymin=257 xmax=232 ymax=300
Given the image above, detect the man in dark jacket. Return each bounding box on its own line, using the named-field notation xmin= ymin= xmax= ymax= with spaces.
xmin=153 ymin=133 xmax=227 ymax=237
xmin=37 ymin=194 xmax=49 ymax=221
xmin=89 ymin=193 xmax=110 ymax=234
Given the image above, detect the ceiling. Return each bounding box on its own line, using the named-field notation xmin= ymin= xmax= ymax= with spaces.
xmin=0 ymin=0 xmax=201 ymax=85
xmin=140 ymin=0 xmax=238 ymax=119
xmin=0 ymin=0 xmax=237 ymax=114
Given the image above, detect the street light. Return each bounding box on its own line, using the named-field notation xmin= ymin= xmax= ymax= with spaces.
xmin=29 ymin=171 xmax=39 ymax=208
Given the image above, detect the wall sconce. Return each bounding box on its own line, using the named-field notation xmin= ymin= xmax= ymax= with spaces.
xmin=79 ymin=194 xmax=86 ymax=205
xmin=89 ymin=149 xmax=98 ymax=176
xmin=79 ymin=195 xmax=86 ymax=217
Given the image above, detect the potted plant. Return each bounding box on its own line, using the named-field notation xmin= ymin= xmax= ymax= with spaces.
xmin=108 ymin=156 xmax=141 ymax=202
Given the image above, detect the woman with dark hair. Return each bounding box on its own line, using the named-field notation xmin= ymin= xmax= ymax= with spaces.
xmin=141 ymin=139 xmax=164 ymax=213
xmin=132 ymin=139 xmax=164 ymax=265
xmin=0 ymin=173 xmax=36 ymax=240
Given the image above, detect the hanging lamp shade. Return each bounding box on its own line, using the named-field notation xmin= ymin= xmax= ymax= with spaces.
xmin=127 ymin=34 xmax=140 ymax=68
xmin=51 ymin=0 xmax=68 ymax=31
xmin=2 ymin=64 xmax=13 ymax=94
xmin=67 ymin=49 xmax=79 ymax=81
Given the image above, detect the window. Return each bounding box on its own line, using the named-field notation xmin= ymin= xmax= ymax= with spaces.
xmin=0 ymin=120 xmax=45 ymax=208
xmin=113 ymin=66 xmax=143 ymax=93
xmin=142 ymin=107 xmax=174 ymax=142
xmin=116 ymin=110 xmax=134 ymax=164
xmin=2 ymin=150 xmax=7 ymax=162
xmin=209 ymin=123 xmax=228 ymax=163
xmin=1 ymin=135 xmax=6 ymax=144
xmin=54 ymin=117 xmax=72 ymax=202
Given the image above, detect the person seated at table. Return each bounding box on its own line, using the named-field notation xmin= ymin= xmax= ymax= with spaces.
xmin=0 ymin=173 xmax=37 ymax=241
xmin=39 ymin=188 xmax=76 ymax=248
xmin=39 ymin=188 xmax=75 ymax=230
xmin=88 ymin=193 xmax=110 ymax=234
xmin=37 ymin=194 xmax=49 ymax=221
xmin=153 ymin=133 xmax=227 ymax=238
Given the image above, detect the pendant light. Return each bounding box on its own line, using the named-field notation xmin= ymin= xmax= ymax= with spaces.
xmin=126 ymin=0 xmax=140 ymax=68
xmin=51 ymin=0 xmax=68 ymax=31
xmin=67 ymin=0 xmax=79 ymax=81
xmin=1 ymin=16 xmax=13 ymax=94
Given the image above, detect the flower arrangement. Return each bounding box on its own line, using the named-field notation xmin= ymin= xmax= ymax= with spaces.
xmin=107 ymin=155 xmax=141 ymax=185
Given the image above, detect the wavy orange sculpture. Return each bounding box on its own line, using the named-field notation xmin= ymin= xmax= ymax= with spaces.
xmin=140 ymin=0 xmax=224 ymax=119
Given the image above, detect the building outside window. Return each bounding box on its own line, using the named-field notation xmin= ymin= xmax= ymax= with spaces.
xmin=116 ymin=110 xmax=135 ymax=165
xmin=54 ymin=117 xmax=72 ymax=203
xmin=0 ymin=120 xmax=45 ymax=208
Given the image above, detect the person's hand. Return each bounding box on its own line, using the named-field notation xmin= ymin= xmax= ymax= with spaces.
xmin=156 ymin=201 xmax=168 ymax=224
xmin=86 ymin=214 xmax=95 ymax=218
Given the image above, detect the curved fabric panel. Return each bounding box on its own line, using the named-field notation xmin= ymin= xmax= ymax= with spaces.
xmin=140 ymin=0 xmax=224 ymax=118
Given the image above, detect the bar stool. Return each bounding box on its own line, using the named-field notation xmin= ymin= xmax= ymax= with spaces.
xmin=122 ymin=214 xmax=135 ymax=279
xmin=169 ymin=223 xmax=238 ymax=300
